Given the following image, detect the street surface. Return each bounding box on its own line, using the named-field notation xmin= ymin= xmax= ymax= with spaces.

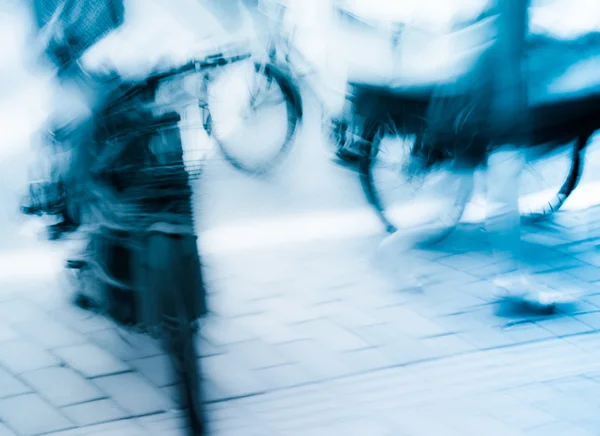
xmin=3 ymin=1 xmax=600 ymax=435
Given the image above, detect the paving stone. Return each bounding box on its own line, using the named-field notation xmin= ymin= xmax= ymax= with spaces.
xmin=195 ymin=334 xmax=222 ymax=358
xmin=521 ymin=244 xmax=564 ymax=263
xmin=275 ymin=339 xmax=357 ymax=382
xmin=13 ymin=316 xmax=86 ymax=350
xmin=377 ymin=337 xmax=440 ymax=366
xmin=532 ymin=395 xmax=600 ymax=431
xmin=0 ymin=325 xmax=18 ymax=343
xmin=541 ymin=255 xmax=588 ymax=271
xmin=262 ymin=298 xmax=321 ymax=325
xmin=574 ymin=251 xmax=600 ymax=268
xmin=160 ymin=384 xmax=188 ymax=409
xmin=433 ymin=310 xmax=493 ymax=332
xmin=6 ymin=201 xmax=600 ymax=434
xmin=49 ymin=307 xmax=113 ymax=335
xmin=292 ymin=319 xmax=369 ymax=352
xmin=526 ymin=421 xmax=595 ymax=436
xmin=459 ymin=327 xmax=523 ymax=350
xmin=234 ymin=314 xmax=305 ymax=344
xmin=20 ymin=366 xmax=105 ymax=407
xmin=226 ymin=340 xmax=290 ymax=370
xmin=582 ymin=293 xmax=600 ymax=308
xmin=376 ymin=305 xmax=449 ymax=338
xmin=574 ymin=312 xmax=600 ymax=329
xmin=387 ymin=407 xmax=467 ymax=435
xmin=88 ymin=329 xmax=163 ymax=361
xmin=419 ymin=333 xmax=477 ymax=358
xmin=470 ymin=259 xmax=519 ymax=279
xmin=0 ymin=423 xmax=17 ymax=436
xmin=306 ymin=418 xmax=395 ymax=436
xmin=568 ymin=265 xmax=600 ymax=282
xmin=39 ymin=419 xmax=148 ymax=436
xmin=545 ymin=377 xmax=599 ymax=401
xmin=353 ymin=323 xmax=408 ymax=348
xmin=462 ymin=392 xmax=557 ymax=431
xmin=201 ymin=354 xmax=266 ymax=399
xmin=500 ymin=322 xmax=556 ymax=343
xmin=203 ymin=377 xmax=229 ymax=403
xmin=455 ymin=412 xmax=529 ymax=436
xmin=208 ymin=291 xmax=266 ymax=319
xmin=0 ymin=367 xmax=31 ymax=399
xmin=252 ymin=364 xmax=314 ymax=391
xmin=137 ymin=411 xmax=188 ymax=435
xmin=130 ymin=354 xmax=179 ymax=388
xmin=322 ymin=302 xmax=386 ymax=329
xmin=562 ymin=300 xmax=600 ymax=315
xmin=0 ymin=299 xmax=47 ymax=325
xmin=53 ymin=344 xmax=130 ymax=378
xmin=0 ymin=394 xmax=74 ymax=436
xmin=437 ymin=253 xmax=495 ymax=271
xmin=534 ymin=317 xmax=595 ymax=337
xmin=92 ymin=372 xmax=170 ymax=416
xmin=346 ymin=287 xmax=408 ymax=311
xmin=61 ymin=399 xmax=128 ymax=426
xmin=0 ymin=340 xmax=60 ymax=374
xmin=201 ymin=317 xmax=258 ymax=346
xmin=341 ymin=346 xmax=397 ymax=374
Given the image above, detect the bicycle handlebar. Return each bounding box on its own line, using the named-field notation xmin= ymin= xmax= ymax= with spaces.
xmin=146 ymin=50 xmax=253 ymax=83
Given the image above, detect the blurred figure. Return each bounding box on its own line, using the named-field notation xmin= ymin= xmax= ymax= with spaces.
xmin=377 ymin=0 xmax=577 ymax=309
xmin=26 ymin=0 xmax=125 ymax=237
xmin=31 ymin=0 xmax=124 ymax=71
xmin=484 ymin=0 xmax=576 ymax=308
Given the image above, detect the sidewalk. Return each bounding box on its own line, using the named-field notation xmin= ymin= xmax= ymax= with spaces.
xmin=1 ymin=204 xmax=600 ymax=435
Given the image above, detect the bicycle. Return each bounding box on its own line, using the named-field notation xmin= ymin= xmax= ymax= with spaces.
xmin=328 ymin=12 xmax=600 ymax=238
xmin=199 ymin=0 xmax=304 ymax=175
xmin=58 ymin=48 xmax=299 ymax=435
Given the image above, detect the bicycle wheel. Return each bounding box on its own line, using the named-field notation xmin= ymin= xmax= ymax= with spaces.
xmin=154 ymin=234 xmax=206 ymax=436
xmin=517 ymin=135 xmax=587 ymax=220
xmin=164 ymin=278 xmax=205 ymax=436
xmin=359 ymin=123 xmax=474 ymax=242
xmin=165 ymin=306 xmax=204 ymax=435
xmin=207 ymin=60 xmax=302 ymax=175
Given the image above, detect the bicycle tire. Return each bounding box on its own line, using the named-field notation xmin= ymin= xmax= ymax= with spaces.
xmin=166 ymin=308 xmax=205 ymax=435
xmin=521 ymin=134 xmax=587 ymax=221
xmin=163 ymin=243 xmax=206 ymax=436
xmin=359 ymin=125 xmax=471 ymax=242
xmin=361 ymin=130 xmax=589 ymax=236
xmin=208 ymin=62 xmax=302 ymax=176
xmin=358 ymin=124 xmax=406 ymax=234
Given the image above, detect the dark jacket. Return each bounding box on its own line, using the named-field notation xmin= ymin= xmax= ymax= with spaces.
xmin=32 ymin=0 xmax=125 ymax=66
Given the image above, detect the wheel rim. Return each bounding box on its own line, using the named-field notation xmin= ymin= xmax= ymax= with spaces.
xmin=208 ymin=60 xmax=291 ymax=173
xmin=367 ymin=134 xmax=471 ymax=234
xmin=518 ymin=142 xmax=580 ymax=218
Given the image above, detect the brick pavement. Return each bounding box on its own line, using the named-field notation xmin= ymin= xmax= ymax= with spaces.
xmin=2 ymin=207 xmax=600 ymax=435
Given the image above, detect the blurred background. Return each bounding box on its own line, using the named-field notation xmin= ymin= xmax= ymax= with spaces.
xmin=2 ymin=1 xmax=600 ymax=435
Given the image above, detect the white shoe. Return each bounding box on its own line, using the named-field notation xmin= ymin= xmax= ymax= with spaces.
xmin=493 ymin=274 xmax=579 ymax=308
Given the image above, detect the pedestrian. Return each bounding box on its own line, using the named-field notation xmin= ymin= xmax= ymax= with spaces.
xmin=376 ymin=0 xmax=577 ymax=310
xmin=482 ymin=0 xmax=576 ymax=308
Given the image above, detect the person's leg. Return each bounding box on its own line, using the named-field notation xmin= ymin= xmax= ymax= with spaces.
xmin=484 ymin=0 xmax=533 ymax=299
xmin=486 ymin=147 xmax=523 ymax=272
xmin=486 ymin=147 xmax=578 ymax=306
